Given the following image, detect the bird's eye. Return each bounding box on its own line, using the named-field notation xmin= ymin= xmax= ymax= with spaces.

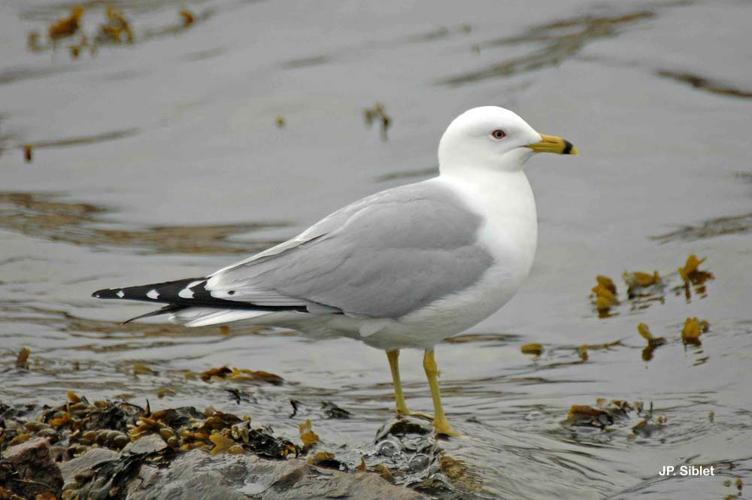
xmin=491 ymin=129 xmax=506 ymax=140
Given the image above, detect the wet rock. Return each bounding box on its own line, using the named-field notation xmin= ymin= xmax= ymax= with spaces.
xmin=0 ymin=395 xmax=449 ymax=498
xmin=375 ymin=416 xmax=432 ymax=441
xmin=121 ymin=433 xmax=168 ymax=455
xmin=321 ymin=401 xmax=352 ymax=419
xmin=0 ymin=436 xmax=63 ymax=498
xmin=0 ymin=402 xmax=37 ymax=422
xmin=263 ymin=464 xmax=424 ymax=500
xmin=126 ymin=451 xmax=248 ymax=499
xmin=306 ymin=450 xmax=345 ymax=470
xmin=64 ymin=451 xmax=155 ymax=499
xmin=367 ymin=416 xmax=474 ymax=494
xmin=59 ymin=447 xmax=119 ymax=485
xmin=125 ymin=449 xmax=424 ymax=500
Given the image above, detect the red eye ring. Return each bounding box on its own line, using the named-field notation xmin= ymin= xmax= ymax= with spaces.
xmin=491 ymin=129 xmax=506 ymax=140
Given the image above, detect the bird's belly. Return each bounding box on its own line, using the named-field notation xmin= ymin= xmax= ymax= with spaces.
xmin=347 ymin=242 xmax=533 ymax=350
xmin=259 ymin=252 xmax=530 ymax=351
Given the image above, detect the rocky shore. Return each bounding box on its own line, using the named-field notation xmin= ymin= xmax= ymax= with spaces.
xmin=1 ymin=394 xmax=477 ymax=499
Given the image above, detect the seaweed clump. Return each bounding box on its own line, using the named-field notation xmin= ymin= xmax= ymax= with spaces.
xmin=48 ymin=5 xmax=84 ymax=41
xmin=363 ymin=103 xmax=392 ymax=141
xmin=590 ymin=275 xmax=619 ymax=317
xmin=564 ymin=400 xmax=640 ymax=429
xmin=97 ymin=6 xmax=134 ymax=45
xmin=681 ymin=316 xmax=710 ymax=346
xmin=564 ymin=399 xmax=668 ymax=443
xmin=520 ymin=342 xmax=544 ymax=356
xmin=0 ymin=392 xmax=299 ymax=499
xmin=637 ymin=323 xmax=666 ymax=361
xmin=25 ymin=3 xmax=205 ymax=65
xmin=676 ymin=255 xmax=714 ymax=300
xmin=589 ymin=255 xmax=715 ymax=317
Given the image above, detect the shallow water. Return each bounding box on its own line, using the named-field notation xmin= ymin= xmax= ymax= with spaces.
xmin=1 ymin=0 xmax=752 ymax=498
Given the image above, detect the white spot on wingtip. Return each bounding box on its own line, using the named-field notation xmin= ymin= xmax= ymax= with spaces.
xmin=146 ymin=289 xmax=159 ymax=300
xmin=178 ymin=280 xmax=203 ymax=300
xmin=116 ymin=290 xmax=125 ymax=298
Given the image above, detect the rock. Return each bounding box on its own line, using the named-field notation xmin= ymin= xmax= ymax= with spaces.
xmin=126 ymin=451 xmax=248 ymax=500
xmin=375 ymin=416 xmax=432 ymax=442
xmin=124 ymin=449 xmax=425 ymax=500
xmin=0 ymin=437 xmax=63 ymax=498
xmin=64 ymin=450 xmax=153 ymax=499
xmin=59 ymin=447 xmax=119 ymax=485
xmin=121 ymin=433 xmax=168 ymax=455
xmin=0 ymin=397 xmax=439 ymax=498
xmin=262 ymin=464 xmax=425 ymax=500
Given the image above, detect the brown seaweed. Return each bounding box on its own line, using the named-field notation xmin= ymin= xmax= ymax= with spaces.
xmin=636 ymin=323 xmax=666 ymax=361
xmin=363 ymin=103 xmax=392 ymax=141
xmin=198 ymin=366 xmax=284 ymax=385
xmin=14 ymin=348 xmax=30 ymax=370
xmin=520 ymin=343 xmax=544 ymax=356
xmin=48 ymin=6 xmax=84 ymax=41
xmin=591 ymin=275 xmax=619 ymax=317
xmin=681 ymin=317 xmax=709 ymax=346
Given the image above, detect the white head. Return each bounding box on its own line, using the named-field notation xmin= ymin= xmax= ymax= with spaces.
xmin=438 ymin=106 xmax=577 ymax=174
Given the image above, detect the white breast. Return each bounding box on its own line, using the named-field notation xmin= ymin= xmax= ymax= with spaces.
xmin=448 ymin=169 xmax=538 ymax=288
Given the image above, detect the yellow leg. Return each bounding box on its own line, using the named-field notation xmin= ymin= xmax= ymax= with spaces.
xmin=423 ymin=349 xmax=459 ymax=436
xmin=386 ymin=350 xmax=410 ymax=416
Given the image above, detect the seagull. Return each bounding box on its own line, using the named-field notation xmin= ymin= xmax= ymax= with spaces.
xmin=93 ymin=106 xmax=577 ymax=436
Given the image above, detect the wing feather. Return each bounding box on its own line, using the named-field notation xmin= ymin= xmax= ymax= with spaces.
xmin=206 ymin=180 xmax=493 ymax=318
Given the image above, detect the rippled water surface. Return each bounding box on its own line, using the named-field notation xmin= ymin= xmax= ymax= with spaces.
xmin=2 ymin=0 xmax=752 ymax=498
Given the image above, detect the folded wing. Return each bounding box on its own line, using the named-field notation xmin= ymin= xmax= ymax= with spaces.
xmin=205 ymin=180 xmax=493 ymax=319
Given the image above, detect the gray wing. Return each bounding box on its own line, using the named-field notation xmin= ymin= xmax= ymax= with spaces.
xmin=205 ymin=180 xmax=494 ymax=318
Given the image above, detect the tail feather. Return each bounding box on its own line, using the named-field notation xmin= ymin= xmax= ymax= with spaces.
xmin=171 ymin=308 xmax=273 ymax=327
xmin=123 ymin=304 xmax=187 ymax=324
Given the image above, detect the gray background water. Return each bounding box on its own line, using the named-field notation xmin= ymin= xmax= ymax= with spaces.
xmin=1 ymin=0 xmax=751 ymax=498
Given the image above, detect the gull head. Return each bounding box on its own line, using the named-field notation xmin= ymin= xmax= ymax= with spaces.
xmin=438 ymin=106 xmax=577 ymax=174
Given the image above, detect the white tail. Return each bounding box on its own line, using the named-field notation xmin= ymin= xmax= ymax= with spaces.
xmin=170 ymin=308 xmax=273 ymax=327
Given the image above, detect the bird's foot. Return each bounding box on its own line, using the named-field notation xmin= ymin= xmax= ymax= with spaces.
xmin=396 ymin=410 xmax=459 ymax=437
xmin=432 ymin=417 xmax=460 ymax=438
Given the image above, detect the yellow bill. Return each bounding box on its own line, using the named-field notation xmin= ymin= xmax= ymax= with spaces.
xmin=527 ymin=134 xmax=578 ymax=155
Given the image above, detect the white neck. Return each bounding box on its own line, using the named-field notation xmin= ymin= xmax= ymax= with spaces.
xmin=438 ymin=148 xmax=534 ymax=176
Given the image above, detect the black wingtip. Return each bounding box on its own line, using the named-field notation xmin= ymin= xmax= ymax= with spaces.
xmin=91 ymin=277 xmax=208 ymax=303
xmin=92 ymin=288 xmax=119 ymax=299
